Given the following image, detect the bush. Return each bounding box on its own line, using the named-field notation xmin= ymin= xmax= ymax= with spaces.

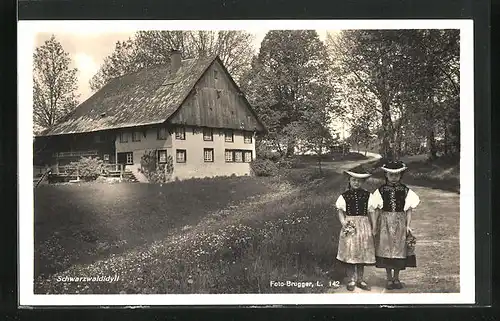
xmin=276 ymin=158 xmax=292 ymax=169
xmin=67 ymin=157 xmax=104 ymax=180
xmin=257 ymin=150 xmax=282 ymax=162
xmin=276 ymin=157 xmax=306 ymax=169
xmin=140 ymin=150 xmax=174 ymax=183
xmin=255 ymin=144 xmax=282 ymax=162
xmin=250 ymin=159 xmax=279 ymax=177
xmin=285 ymin=168 xmax=326 ymax=186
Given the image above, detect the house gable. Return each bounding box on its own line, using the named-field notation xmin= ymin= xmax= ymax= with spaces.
xmin=168 ymin=59 xmax=265 ymax=132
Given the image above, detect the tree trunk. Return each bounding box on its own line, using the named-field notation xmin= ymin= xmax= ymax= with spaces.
xmin=443 ymin=122 xmax=449 ymax=156
xmin=285 ymin=140 xmax=295 ymax=157
xmin=451 ymin=118 xmax=460 ymax=156
xmin=427 ymin=129 xmax=437 ymax=160
xmin=394 ymin=124 xmax=403 ymax=160
xmin=380 ymin=100 xmax=394 ymax=159
xmin=450 ymin=102 xmax=460 ymax=156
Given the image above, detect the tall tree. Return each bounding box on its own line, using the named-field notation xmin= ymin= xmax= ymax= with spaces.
xmin=328 ymin=30 xmax=416 ymax=159
xmin=408 ymin=29 xmax=460 ymax=159
xmin=33 ymin=35 xmax=79 ymax=132
xmin=90 ymin=30 xmax=255 ymax=92
xmin=88 ymin=39 xmax=136 ymax=92
xmin=240 ymin=30 xmax=338 ymax=157
xmin=347 ymin=110 xmax=376 ymax=155
xmin=328 ymin=29 xmax=459 ymax=160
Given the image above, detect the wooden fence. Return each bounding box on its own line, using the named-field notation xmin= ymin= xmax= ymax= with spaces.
xmin=37 ymin=163 xmax=125 ymax=177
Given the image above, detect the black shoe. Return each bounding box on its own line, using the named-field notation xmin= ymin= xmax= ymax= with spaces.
xmin=385 ymin=280 xmax=394 ymax=290
xmin=393 ymin=279 xmax=403 ymax=289
xmin=356 ymin=281 xmax=371 ymax=291
xmin=347 ymin=281 xmax=356 ymax=291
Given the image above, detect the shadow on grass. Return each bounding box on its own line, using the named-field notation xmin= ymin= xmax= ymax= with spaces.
xmin=34 ymin=176 xmax=277 ymax=279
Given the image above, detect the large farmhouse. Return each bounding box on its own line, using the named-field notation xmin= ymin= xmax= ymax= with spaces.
xmin=34 ymin=50 xmax=266 ymax=181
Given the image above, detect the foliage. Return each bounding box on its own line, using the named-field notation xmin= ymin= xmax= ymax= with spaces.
xmin=255 ymin=140 xmax=282 ymax=162
xmin=250 ymin=159 xmax=279 ymax=177
xmin=67 ymin=157 xmax=104 ymax=179
xmin=33 ymin=35 xmax=80 ymax=130
xmin=347 ymin=112 xmax=374 ymax=153
xmin=327 ymin=30 xmax=459 ymax=160
xmin=240 ymin=30 xmax=340 ymax=157
xmin=140 ymin=150 xmax=174 ymax=183
xmin=90 ymin=31 xmax=255 ymax=91
xmin=276 ymin=157 xmax=304 ymax=169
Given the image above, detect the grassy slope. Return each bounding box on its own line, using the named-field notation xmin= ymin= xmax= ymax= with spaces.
xmin=36 ymin=166 xmax=378 ymax=294
xmin=365 ymin=156 xmax=460 ymax=193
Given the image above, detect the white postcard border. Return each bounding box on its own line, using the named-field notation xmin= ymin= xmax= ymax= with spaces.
xmin=18 ymin=19 xmax=475 ymax=306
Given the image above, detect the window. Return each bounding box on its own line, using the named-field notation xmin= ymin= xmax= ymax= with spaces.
xmin=204 ymin=148 xmax=214 ymax=162
xmin=244 ymin=132 xmax=253 ymax=144
xmin=225 ymin=150 xmax=252 ymax=163
xmin=157 ymin=127 xmax=167 ymax=140
xmin=103 ymin=154 xmax=110 ymax=161
xmin=234 ymin=151 xmax=243 ymax=163
xmin=225 ymin=150 xmax=234 ymax=162
xmin=175 ymin=127 xmax=186 ymax=140
xmin=119 ymin=132 xmax=128 ymax=143
xmin=132 ymin=131 xmax=141 ymax=142
xmin=214 ymin=69 xmax=218 ymax=79
xmin=176 ymin=149 xmax=186 ymax=163
xmin=158 ymin=150 xmax=167 ymax=164
xmin=225 ymin=130 xmax=234 ymax=142
xmin=244 ymin=151 xmax=252 ymax=163
xmin=203 ymin=128 xmax=213 ymax=141
xmin=126 ymin=152 xmax=133 ymax=165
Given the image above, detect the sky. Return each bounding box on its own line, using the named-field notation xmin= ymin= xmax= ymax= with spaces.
xmin=34 ymin=30 xmax=333 ymax=103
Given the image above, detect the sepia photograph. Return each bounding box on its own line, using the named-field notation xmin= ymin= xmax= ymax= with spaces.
xmin=18 ymin=20 xmax=474 ymax=306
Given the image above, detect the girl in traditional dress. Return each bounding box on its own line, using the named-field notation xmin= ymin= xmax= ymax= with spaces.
xmin=335 ymin=167 xmax=377 ymax=291
xmin=370 ymin=160 xmax=420 ymax=290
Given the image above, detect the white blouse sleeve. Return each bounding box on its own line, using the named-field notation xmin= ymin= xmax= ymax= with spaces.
xmin=404 ymin=189 xmax=420 ymax=211
xmin=335 ymin=195 xmax=346 ymax=212
xmin=368 ymin=189 xmax=384 ymax=210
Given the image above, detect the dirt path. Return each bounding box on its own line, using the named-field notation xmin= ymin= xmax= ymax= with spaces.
xmin=330 ymin=185 xmax=460 ymax=293
xmin=319 ymin=152 xmax=382 ymax=173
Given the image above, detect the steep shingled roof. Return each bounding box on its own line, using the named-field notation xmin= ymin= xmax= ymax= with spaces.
xmin=41 ymin=56 xmax=216 ymax=136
